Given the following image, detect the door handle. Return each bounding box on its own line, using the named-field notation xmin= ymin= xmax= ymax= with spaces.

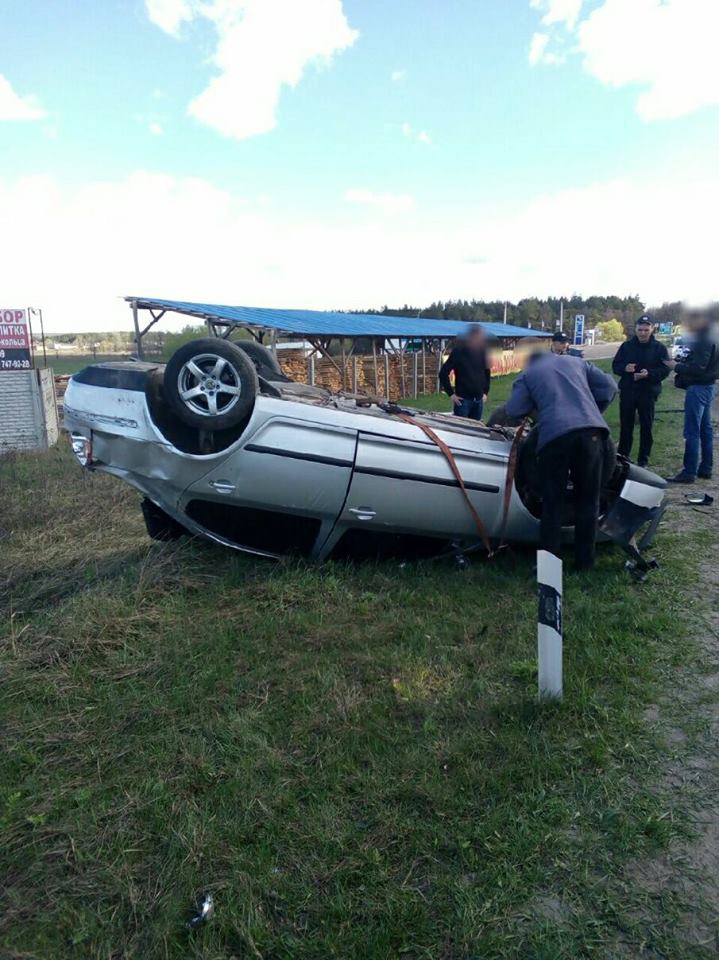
xmin=348 ymin=507 xmax=376 ymax=521
xmin=208 ymin=480 xmax=236 ymax=493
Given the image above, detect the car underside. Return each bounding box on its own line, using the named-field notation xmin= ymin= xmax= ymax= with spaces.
xmin=63 ymin=337 xmax=667 ymax=569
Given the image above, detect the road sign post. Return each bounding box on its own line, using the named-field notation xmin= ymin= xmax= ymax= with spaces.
xmin=537 ymin=550 xmax=563 ymax=701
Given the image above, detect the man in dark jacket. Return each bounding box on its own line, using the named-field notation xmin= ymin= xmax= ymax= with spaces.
xmin=664 ymin=306 xmax=718 ymax=483
xmin=504 ymin=352 xmax=617 ymax=570
xmin=611 ymin=315 xmax=669 ymax=467
xmin=550 ymin=331 xmax=570 ymax=355
xmin=439 ymin=325 xmax=491 ymax=420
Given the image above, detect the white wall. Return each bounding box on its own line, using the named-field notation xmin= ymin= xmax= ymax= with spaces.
xmin=0 ymin=369 xmax=59 ymax=454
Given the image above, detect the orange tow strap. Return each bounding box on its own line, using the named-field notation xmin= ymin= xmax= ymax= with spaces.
xmin=496 ymin=418 xmax=530 ymax=551
xmin=397 ymin=414 xmax=494 ymax=556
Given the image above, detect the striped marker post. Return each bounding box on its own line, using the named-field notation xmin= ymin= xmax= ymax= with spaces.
xmin=537 ymin=550 xmax=563 ymax=701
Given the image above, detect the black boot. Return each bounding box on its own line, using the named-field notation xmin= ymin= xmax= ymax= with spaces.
xmin=668 ymin=471 xmax=695 ymax=484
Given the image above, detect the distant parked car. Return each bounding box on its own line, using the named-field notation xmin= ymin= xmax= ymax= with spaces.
xmin=64 ymin=337 xmax=666 ymax=567
xmin=672 ymin=336 xmax=690 ymax=361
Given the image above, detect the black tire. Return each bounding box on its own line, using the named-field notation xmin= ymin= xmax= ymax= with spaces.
xmin=163 ymin=338 xmax=258 ymax=431
xmin=235 ymin=339 xmax=282 ymax=375
xmin=141 ymin=498 xmax=188 ymax=541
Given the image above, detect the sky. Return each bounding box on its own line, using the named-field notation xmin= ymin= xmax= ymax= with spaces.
xmin=0 ymin=0 xmax=717 ymax=332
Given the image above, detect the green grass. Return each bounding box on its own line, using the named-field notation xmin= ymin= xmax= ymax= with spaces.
xmin=37 ymin=354 xmax=133 ymax=376
xmin=0 ymin=371 xmax=714 ymax=959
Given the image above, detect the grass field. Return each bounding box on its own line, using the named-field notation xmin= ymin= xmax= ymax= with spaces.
xmin=37 ymin=354 xmax=133 ymax=377
xmin=2 ymin=367 xmax=717 ymax=959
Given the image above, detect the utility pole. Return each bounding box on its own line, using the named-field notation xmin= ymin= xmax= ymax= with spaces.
xmin=503 ymin=301 xmax=508 ymax=325
xmin=132 ymin=300 xmax=144 ymax=360
xmin=28 ymin=307 xmax=48 ymax=367
xmin=559 ymin=300 xmax=564 ymax=333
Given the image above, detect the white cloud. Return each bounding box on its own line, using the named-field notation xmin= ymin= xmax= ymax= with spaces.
xmin=578 ymin=0 xmax=719 ymax=121
xmin=465 ymin=173 xmax=719 ymax=304
xmin=149 ymin=122 xmax=164 ymax=135
xmin=401 ymin=121 xmax=432 ymax=145
xmin=145 ymin=0 xmax=193 ymax=36
xmin=529 ymin=32 xmax=564 ymax=66
xmin=529 ymin=0 xmax=719 ymax=121
xmin=530 ymin=0 xmax=583 ymax=29
xmin=1 ymin=168 xmax=716 ymax=333
xmin=529 ymin=32 xmax=548 ymax=65
xmin=0 ymin=74 xmax=46 ymax=122
xmin=345 ymin=188 xmax=415 ymax=214
xmin=391 ymin=69 xmax=406 ymax=82
xmin=146 ymin=0 xmax=358 ymax=140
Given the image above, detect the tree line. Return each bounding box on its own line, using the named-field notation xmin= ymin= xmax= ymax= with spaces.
xmin=364 ymin=296 xmax=650 ymax=336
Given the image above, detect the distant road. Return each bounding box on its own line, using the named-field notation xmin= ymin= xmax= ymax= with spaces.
xmin=582 ymin=341 xmax=622 ymax=361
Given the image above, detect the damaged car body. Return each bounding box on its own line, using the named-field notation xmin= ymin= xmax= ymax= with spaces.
xmin=63 ymin=337 xmax=667 ymax=565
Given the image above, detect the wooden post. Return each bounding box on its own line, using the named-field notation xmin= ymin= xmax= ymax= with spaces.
xmin=308 ymin=354 xmax=315 ymax=385
xmin=537 ymin=550 xmax=563 ymax=701
xmin=384 ymin=352 xmax=390 ymax=400
xmin=422 ymin=345 xmax=426 ymax=395
xmin=372 ymin=340 xmax=379 ymax=394
xmin=132 ymin=300 xmax=144 ymax=360
xmin=398 ymin=339 xmax=406 ymax=399
xmin=352 ymin=356 xmax=358 ymax=393
xmin=340 ymin=339 xmax=347 ymax=391
xmin=436 ymin=339 xmax=444 ymax=392
xmin=413 ymin=352 xmax=418 ymax=398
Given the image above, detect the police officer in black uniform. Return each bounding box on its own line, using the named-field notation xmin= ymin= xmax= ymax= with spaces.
xmin=611 ymin=315 xmax=669 ymax=468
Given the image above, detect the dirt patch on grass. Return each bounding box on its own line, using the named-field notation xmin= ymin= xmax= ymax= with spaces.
xmin=625 ymin=458 xmax=719 ymax=951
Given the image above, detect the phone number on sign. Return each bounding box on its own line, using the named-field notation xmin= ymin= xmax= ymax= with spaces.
xmin=0 ymin=358 xmax=31 ymax=370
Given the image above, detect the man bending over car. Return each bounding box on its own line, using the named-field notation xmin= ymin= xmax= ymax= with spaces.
xmin=503 ymin=352 xmax=617 ymax=571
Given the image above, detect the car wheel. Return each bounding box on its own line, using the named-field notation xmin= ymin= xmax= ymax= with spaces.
xmin=235 ymin=339 xmax=282 ymax=375
xmin=163 ymin=338 xmax=259 ymax=431
xmin=141 ymin=498 xmax=188 ymax=541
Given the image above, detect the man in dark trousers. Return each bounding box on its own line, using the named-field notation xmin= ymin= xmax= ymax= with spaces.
xmin=439 ymin=325 xmax=491 ymax=420
xmin=612 ymin=315 xmax=669 ymax=467
xmin=503 ymin=352 xmax=617 ymax=570
xmin=664 ymin=305 xmax=718 ymax=483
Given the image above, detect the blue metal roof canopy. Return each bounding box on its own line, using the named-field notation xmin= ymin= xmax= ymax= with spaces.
xmin=127 ymin=296 xmax=549 ymax=347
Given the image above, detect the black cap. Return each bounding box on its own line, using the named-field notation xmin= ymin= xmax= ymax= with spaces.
xmin=552 ymin=331 xmax=569 ymax=343
xmin=636 ymin=314 xmax=653 ymax=326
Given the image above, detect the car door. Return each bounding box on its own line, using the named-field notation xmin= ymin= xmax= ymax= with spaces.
xmin=179 ymin=414 xmax=357 ymax=557
xmin=322 ymin=427 xmax=507 ymax=556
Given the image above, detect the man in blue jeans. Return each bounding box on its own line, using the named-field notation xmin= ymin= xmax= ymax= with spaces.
xmin=439 ymin=325 xmax=491 ymax=419
xmin=664 ymin=306 xmax=718 ymax=483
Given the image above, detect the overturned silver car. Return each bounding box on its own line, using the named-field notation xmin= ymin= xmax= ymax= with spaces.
xmin=64 ymin=337 xmax=666 ymax=565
